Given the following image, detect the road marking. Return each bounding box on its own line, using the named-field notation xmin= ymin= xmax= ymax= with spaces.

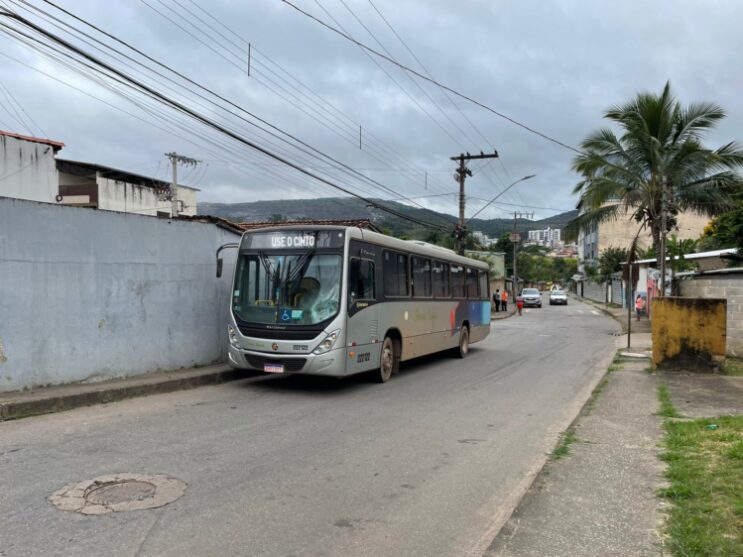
xmin=591 ymin=310 xmax=600 ymax=316
xmin=577 ymin=309 xmax=584 ymax=314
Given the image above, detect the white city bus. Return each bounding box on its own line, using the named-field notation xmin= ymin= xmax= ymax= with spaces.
xmin=218 ymin=226 xmax=491 ymax=382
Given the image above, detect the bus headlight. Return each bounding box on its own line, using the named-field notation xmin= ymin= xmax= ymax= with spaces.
xmin=227 ymin=324 xmax=240 ymax=348
xmin=312 ymin=330 xmax=339 ymax=355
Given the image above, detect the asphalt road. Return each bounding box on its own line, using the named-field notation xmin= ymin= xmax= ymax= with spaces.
xmin=0 ymin=297 xmax=618 ymax=557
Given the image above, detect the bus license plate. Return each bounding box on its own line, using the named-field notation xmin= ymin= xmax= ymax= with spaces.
xmin=264 ymin=363 xmax=284 ymax=373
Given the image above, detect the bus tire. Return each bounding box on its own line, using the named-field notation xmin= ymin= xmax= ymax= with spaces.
xmin=456 ymin=326 xmax=469 ymax=359
xmin=378 ymin=336 xmax=398 ymax=383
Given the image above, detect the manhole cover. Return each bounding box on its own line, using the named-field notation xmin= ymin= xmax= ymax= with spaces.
xmin=50 ymin=473 xmax=187 ymax=515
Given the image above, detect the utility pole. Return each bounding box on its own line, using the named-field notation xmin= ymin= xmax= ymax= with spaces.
xmin=510 ymin=211 xmax=534 ymax=298
xmin=165 ymin=152 xmax=200 ymax=217
xmin=450 ymin=150 xmax=499 ymax=255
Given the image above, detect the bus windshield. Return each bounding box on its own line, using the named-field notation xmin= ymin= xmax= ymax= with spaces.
xmin=232 ymin=252 xmax=342 ymax=326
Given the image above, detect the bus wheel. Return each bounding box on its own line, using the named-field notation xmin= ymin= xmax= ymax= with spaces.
xmin=456 ymin=327 xmax=469 ymax=359
xmin=379 ymin=336 xmax=398 ymax=383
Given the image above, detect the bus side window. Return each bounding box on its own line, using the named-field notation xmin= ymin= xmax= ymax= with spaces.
xmin=383 ymin=250 xmax=408 ymax=297
xmin=432 ymin=260 xmax=450 ymax=298
xmin=466 ymin=267 xmax=479 ymax=298
xmin=412 ymin=256 xmax=432 ymax=298
xmin=478 ymin=270 xmax=489 ymax=300
xmin=349 ymin=258 xmax=375 ymax=301
xmin=451 ymin=264 xmax=465 ymax=298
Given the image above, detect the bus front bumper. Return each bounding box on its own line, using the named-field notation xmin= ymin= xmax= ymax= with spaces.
xmin=228 ymin=345 xmax=347 ymax=376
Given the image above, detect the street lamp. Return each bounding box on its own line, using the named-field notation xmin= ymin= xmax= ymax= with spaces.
xmin=466 ymin=174 xmax=536 ymax=299
xmin=465 ymin=175 xmax=536 ymax=223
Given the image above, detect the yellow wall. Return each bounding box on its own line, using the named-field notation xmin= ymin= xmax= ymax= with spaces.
xmin=651 ymin=297 xmax=727 ymax=370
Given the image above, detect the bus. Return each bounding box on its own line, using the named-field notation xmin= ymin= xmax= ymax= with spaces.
xmin=218 ymin=225 xmax=491 ymax=382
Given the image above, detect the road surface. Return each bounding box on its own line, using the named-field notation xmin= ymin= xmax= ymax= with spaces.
xmin=0 ymin=297 xmax=618 ymax=557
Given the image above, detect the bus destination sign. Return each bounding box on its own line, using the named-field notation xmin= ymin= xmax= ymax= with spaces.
xmin=241 ymin=230 xmax=344 ymax=250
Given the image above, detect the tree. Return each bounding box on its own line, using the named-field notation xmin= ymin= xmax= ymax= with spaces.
xmin=567 ymin=82 xmax=743 ymax=257
xmin=667 ymin=234 xmax=699 ymax=294
xmin=698 ymin=190 xmax=743 ymax=253
xmin=269 ymin=213 xmax=286 ymax=223
xmin=598 ymin=247 xmax=629 ymax=282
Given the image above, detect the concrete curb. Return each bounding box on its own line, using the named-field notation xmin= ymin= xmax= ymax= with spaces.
xmin=0 ymin=365 xmax=250 ymax=421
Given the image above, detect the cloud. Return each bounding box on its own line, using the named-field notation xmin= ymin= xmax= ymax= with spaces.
xmin=1 ymin=0 xmax=741 ymax=223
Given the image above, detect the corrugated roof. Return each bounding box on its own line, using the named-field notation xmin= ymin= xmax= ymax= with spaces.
xmin=0 ymin=129 xmax=65 ymax=151
xmin=234 ymin=219 xmax=381 ymax=232
xmin=633 ymin=248 xmax=738 ymax=265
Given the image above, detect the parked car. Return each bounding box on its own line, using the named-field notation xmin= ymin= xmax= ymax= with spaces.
xmin=520 ymin=288 xmax=542 ymax=308
xmin=549 ymin=290 xmax=568 ymax=305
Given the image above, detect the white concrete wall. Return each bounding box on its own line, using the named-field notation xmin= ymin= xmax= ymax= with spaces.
xmin=0 ymin=135 xmax=58 ymax=203
xmin=679 ymin=275 xmax=743 ymax=357
xmin=96 ymin=177 xmax=197 ymax=216
xmin=0 ymin=197 xmax=238 ymax=392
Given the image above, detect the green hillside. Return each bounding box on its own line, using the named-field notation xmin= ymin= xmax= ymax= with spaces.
xmin=198 ymin=197 xmax=577 ymax=241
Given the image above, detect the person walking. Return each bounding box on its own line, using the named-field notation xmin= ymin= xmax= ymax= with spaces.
xmin=501 ymin=289 xmax=508 ymax=312
xmin=635 ymin=294 xmax=645 ymax=321
xmin=493 ymin=289 xmax=501 ymax=312
xmin=516 ymin=295 xmax=524 ymax=316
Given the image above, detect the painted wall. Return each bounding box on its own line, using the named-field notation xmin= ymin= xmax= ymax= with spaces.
xmin=96 ymin=177 xmax=197 ymax=216
xmin=0 ymin=135 xmax=58 ymax=203
xmin=679 ymin=275 xmax=743 ymax=357
xmin=0 ymin=197 xmax=238 ymax=392
xmin=651 ymin=297 xmax=727 ymax=370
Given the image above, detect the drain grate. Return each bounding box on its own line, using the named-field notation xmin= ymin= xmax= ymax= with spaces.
xmin=50 ymin=473 xmax=186 ymax=515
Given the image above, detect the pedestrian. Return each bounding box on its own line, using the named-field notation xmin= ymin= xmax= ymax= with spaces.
xmin=501 ymin=289 xmax=508 ymax=312
xmin=516 ymin=296 xmax=524 ymax=316
xmin=635 ymin=294 xmax=645 ymax=321
xmin=493 ymin=289 xmax=501 ymax=312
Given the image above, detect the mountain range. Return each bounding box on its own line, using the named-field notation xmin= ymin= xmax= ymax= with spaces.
xmin=198 ymin=197 xmax=578 ymax=241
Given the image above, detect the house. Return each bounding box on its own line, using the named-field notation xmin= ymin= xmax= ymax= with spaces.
xmin=1 ymin=130 xmax=197 ymax=216
xmin=577 ymin=208 xmax=709 ymax=267
xmin=57 ymin=159 xmax=198 ymax=216
xmin=0 ymin=130 xmax=64 ymax=202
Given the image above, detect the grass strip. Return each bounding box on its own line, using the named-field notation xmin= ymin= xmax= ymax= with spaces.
xmin=658 ymin=383 xmax=680 ymax=418
xmin=659 ymin=415 xmax=743 ymax=556
xmin=552 ymin=430 xmax=578 ymax=460
xmin=723 ymin=357 xmax=743 ymax=376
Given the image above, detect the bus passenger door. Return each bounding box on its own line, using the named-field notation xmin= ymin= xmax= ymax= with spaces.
xmin=345 ymin=257 xmax=380 ymax=374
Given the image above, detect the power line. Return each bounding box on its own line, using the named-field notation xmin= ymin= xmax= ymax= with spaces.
xmin=8 ymin=1 xmax=454 ymax=222
xmin=0 ymin=10 xmax=450 ymax=231
xmin=280 ymin=0 xmax=582 ymax=154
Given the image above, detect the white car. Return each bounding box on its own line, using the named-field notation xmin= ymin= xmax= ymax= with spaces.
xmin=549 ymin=290 xmax=568 ymax=305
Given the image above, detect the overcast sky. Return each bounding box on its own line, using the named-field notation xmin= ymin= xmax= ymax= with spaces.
xmin=1 ymin=0 xmax=742 ymax=222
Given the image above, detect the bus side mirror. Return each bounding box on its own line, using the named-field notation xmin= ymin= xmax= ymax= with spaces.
xmin=215 ymin=242 xmax=239 ymax=279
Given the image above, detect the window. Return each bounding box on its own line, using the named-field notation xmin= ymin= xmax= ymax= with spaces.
xmin=383 ymin=250 xmax=409 ymax=297
xmin=478 ymin=270 xmax=489 ymax=300
xmin=432 ymin=260 xmax=450 ymax=298
xmin=348 ymin=258 xmax=375 ymax=301
xmin=451 ymin=264 xmax=465 ymax=298
xmin=412 ymin=256 xmax=432 ymax=298
xmin=466 ymin=267 xmax=479 ymax=298
xmin=232 ymin=253 xmax=342 ymax=325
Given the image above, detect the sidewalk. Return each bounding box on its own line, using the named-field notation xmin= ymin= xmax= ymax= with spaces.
xmin=486 ymin=333 xmax=666 ymax=556
xmin=578 ymin=296 xmax=651 ymax=334
xmin=0 ymin=364 xmax=250 ymax=421
xmin=492 ymin=307 xmax=516 ymax=320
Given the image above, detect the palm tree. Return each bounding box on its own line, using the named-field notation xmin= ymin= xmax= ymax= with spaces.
xmin=567 ymin=82 xmax=743 ymax=257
